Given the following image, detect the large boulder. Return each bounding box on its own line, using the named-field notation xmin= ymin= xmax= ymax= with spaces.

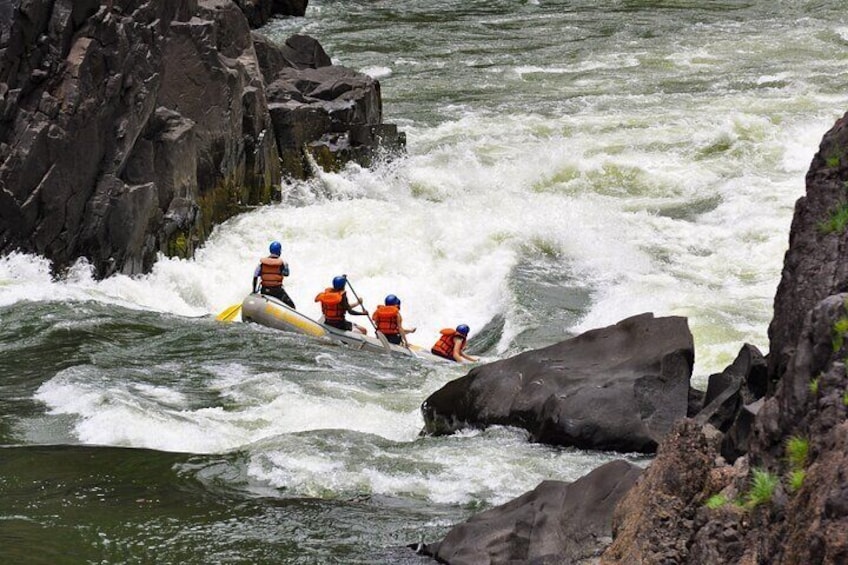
xmin=419 ymin=460 xmax=642 ymax=565
xmin=421 ymin=313 xmax=694 ymax=454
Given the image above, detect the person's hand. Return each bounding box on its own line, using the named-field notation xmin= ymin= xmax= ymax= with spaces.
xmin=408 ymin=327 xmax=416 ymax=333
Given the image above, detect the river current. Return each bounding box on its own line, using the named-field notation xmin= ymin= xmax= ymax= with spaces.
xmin=2 ymin=1 xmax=847 ymax=562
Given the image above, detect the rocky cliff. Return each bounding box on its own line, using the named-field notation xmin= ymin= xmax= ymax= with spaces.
xmin=0 ymin=0 xmax=402 ymax=278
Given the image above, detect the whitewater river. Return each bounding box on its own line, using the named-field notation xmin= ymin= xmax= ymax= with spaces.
xmin=2 ymin=1 xmax=847 ymax=562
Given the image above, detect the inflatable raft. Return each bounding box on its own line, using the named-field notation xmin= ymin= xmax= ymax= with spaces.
xmin=240 ymin=293 xmax=444 ymax=361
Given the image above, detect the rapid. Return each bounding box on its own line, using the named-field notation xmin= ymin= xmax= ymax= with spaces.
xmin=2 ymin=0 xmax=847 ymax=562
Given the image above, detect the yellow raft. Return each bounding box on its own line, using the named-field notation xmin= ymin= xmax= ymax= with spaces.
xmin=240 ymin=293 xmax=443 ymax=361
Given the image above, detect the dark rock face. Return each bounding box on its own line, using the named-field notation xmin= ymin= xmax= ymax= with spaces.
xmin=0 ymin=0 xmax=280 ymax=277
xmin=0 ymin=1 xmax=401 ymax=277
xmin=421 ymin=313 xmax=694 ymax=453
xmin=234 ymin=0 xmax=271 ymax=27
xmin=257 ymin=33 xmax=405 ymax=179
xmin=601 ymin=420 xmax=735 ymax=564
xmin=692 ymin=343 xmax=769 ymax=462
xmin=420 ymin=460 xmax=642 ymax=565
xmin=768 ymin=111 xmax=848 ymax=381
xmin=234 ymin=0 xmax=308 ymax=28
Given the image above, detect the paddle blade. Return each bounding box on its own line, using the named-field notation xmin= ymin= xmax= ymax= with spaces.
xmin=215 ymin=304 xmax=242 ymax=322
xmin=375 ymin=331 xmax=392 ymax=352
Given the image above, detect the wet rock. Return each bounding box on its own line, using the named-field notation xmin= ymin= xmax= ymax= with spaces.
xmin=421 ymin=313 xmax=694 ymax=454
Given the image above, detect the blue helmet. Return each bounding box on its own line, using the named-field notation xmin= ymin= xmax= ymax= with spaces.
xmin=269 ymin=241 xmax=282 ymax=256
xmin=456 ymin=324 xmax=470 ymax=336
xmin=385 ymin=294 xmax=400 ymax=306
xmin=332 ymin=275 xmax=347 ymax=290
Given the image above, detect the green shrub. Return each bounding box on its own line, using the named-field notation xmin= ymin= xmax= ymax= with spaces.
xmin=809 ymin=377 xmax=819 ymax=395
xmin=785 ymin=436 xmax=809 ymax=470
xmin=788 ymin=469 xmax=806 ymax=493
xmin=705 ymin=493 xmax=729 ymax=509
xmin=843 ymin=390 xmax=848 ymax=407
xmin=745 ymin=468 xmax=778 ymax=508
xmin=820 ymin=203 xmax=848 ymax=234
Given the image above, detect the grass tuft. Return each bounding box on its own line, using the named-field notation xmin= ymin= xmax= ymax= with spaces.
xmin=834 ymin=317 xmax=848 ymax=351
xmin=745 ymin=468 xmax=778 ymax=508
xmin=705 ymin=493 xmax=729 ymax=509
xmin=788 ymin=469 xmax=806 ymax=493
xmin=809 ymin=377 xmax=819 ymax=395
xmin=785 ymin=436 xmax=809 ymax=470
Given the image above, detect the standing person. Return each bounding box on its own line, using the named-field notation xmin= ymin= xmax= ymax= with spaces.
xmin=371 ymin=294 xmax=416 ymax=346
xmin=431 ymin=324 xmax=477 ymax=363
xmin=253 ymin=241 xmax=296 ymax=309
xmin=315 ymin=275 xmax=368 ymax=335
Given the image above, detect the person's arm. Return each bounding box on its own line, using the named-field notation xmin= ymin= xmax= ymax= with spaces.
xmin=453 ymin=337 xmax=477 ymax=363
xmin=281 ymin=261 xmax=290 ymax=277
xmin=344 ymin=295 xmax=367 ymax=316
xmin=397 ymin=313 xmax=416 ymax=346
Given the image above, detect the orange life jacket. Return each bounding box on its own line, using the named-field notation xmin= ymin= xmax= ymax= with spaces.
xmin=372 ymin=305 xmax=400 ymax=335
xmin=315 ymin=288 xmax=346 ymax=321
xmin=432 ymin=328 xmax=465 ymax=359
xmin=259 ymin=256 xmax=285 ymax=288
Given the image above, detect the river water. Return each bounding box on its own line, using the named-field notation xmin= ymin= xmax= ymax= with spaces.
xmin=2 ymin=1 xmax=847 ymax=562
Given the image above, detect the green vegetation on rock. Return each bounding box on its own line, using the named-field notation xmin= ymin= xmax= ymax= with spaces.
xmin=788 ymin=469 xmax=806 ymax=493
xmin=705 ymin=493 xmax=729 ymax=509
xmin=745 ymin=468 xmax=778 ymax=508
xmin=785 ymin=435 xmax=809 ymax=470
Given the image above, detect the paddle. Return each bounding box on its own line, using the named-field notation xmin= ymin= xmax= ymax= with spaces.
xmin=216 ymin=303 xmax=242 ymax=322
xmin=342 ymin=275 xmax=393 ymax=352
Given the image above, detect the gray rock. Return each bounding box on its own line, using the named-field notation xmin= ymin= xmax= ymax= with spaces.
xmin=421 ymin=313 xmax=694 ymax=453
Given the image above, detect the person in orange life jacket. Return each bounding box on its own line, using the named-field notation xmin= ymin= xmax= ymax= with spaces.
xmin=253 ymin=241 xmax=296 ymax=309
xmin=315 ymin=275 xmax=368 ymax=335
xmin=431 ymin=324 xmax=477 ymax=363
xmin=371 ymin=294 xmax=416 ymax=346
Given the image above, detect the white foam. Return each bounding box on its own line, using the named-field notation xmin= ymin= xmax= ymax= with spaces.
xmin=361 ymin=65 xmax=392 ymax=79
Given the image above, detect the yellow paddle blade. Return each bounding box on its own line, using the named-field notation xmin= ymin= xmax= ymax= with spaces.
xmin=215 ymin=304 xmax=242 ymax=322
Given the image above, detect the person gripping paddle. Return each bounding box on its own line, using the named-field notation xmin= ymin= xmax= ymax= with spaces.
xmin=315 ymin=275 xmax=369 ymax=335
xmin=372 ymin=294 xmax=416 ymax=347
